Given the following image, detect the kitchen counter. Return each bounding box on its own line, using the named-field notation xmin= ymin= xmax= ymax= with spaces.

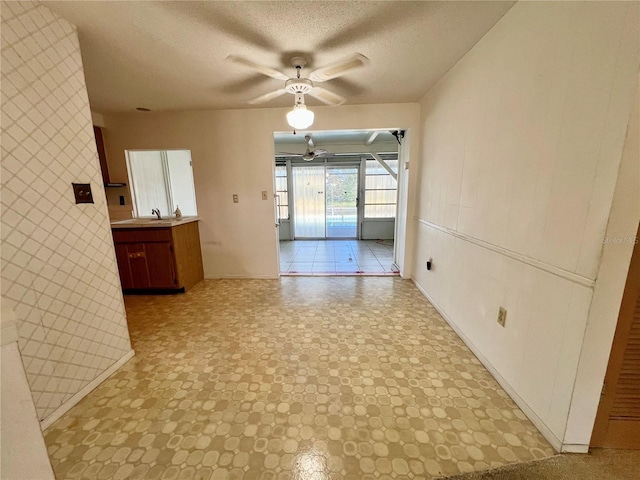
xmin=111 ymin=217 xmax=203 ymax=292
xmin=110 ymin=216 xmax=199 ymax=229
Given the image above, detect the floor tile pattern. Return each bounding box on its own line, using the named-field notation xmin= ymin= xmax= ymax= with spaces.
xmin=280 ymin=240 xmax=398 ymax=275
xmin=44 ymin=278 xmax=554 ymax=479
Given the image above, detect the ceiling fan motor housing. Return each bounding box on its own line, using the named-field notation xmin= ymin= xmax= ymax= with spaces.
xmin=285 ymin=78 xmax=314 ymax=95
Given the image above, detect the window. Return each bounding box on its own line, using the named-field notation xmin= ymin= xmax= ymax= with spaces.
xmin=126 ymin=150 xmax=197 ymax=217
xmin=275 ymin=164 xmax=289 ymax=221
xmin=364 ymin=158 xmax=398 ymax=218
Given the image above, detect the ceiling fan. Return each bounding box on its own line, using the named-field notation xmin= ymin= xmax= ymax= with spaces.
xmin=277 ymin=135 xmax=328 ymax=161
xmin=228 ymin=53 xmax=369 ymax=106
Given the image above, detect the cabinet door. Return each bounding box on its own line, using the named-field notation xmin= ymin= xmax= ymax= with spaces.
xmin=127 ymin=243 xmax=151 ymax=288
xmin=145 ymin=242 xmax=177 ymax=288
xmin=114 ymin=243 xmax=134 ymax=289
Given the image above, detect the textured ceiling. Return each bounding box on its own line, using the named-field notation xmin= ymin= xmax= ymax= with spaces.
xmin=46 ymin=1 xmax=515 ymax=113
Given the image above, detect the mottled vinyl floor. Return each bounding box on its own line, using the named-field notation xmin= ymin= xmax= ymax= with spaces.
xmin=44 ymin=278 xmax=554 ymax=479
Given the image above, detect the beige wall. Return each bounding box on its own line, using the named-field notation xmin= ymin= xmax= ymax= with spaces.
xmin=103 ymin=103 xmax=420 ymax=279
xmin=1 ymin=311 xmax=55 ymax=479
xmin=412 ymin=1 xmax=638 ymax=450
xmin=564 ymin=78 xmax=640 ymax=447
xmin=1 ymin=2 xmax=133 ymax=423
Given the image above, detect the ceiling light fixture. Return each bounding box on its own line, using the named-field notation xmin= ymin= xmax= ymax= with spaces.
xmin=286 ymin=92 xmax=314 ymax=130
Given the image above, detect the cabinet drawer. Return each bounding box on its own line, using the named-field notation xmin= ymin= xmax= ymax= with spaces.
xmin=113 ymin=228 xmax=173 ymax=244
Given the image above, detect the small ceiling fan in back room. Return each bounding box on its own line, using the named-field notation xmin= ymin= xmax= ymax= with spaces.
xmin=228 ymin=53 xmax=369 ymax=130
xmin=276 ymin=135 xmax=329 ymax=161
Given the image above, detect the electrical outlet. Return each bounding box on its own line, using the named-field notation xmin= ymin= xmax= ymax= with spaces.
xmin=262 ymin=191 xmax=268 ymax=200
xmin=497 ymin=307 xmax=507 ymax=327
xmin=233 ymin=194 xmax=239 ymax=203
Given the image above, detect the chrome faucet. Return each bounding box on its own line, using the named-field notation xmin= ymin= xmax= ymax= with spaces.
xmin=151 ymin=208 xmax=162 ymax=219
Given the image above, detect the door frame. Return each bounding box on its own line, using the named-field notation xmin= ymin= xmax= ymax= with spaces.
xmin=273 ymin=126 xmax=415 ymax=279
xmin=325 ymin=163 xmax=360 ymax=240
xmin=290 ymin=160 xmax=361 ymax=240
xmin=291 ymin=163 xmax=327 ymax=240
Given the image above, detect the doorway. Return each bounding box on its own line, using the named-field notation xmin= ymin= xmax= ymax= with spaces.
xmin=274 ymin=129 xmax=406 ymax=276
xmin=293 ymin=165 xmax=359 ymax=239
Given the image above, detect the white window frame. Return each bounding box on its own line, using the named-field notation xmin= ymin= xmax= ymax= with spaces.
xmin=125 ymin=149 xmax=198 ymax=218
xmin=363 ymin=156 xmax=398 ymax=219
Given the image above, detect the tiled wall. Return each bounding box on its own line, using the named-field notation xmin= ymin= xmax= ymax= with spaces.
xmin=1 ymin=2 xmax=132 ymax=421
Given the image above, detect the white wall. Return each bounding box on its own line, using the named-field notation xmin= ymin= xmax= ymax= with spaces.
xmin=103 ymin=103 xmax=420 ymax=279
xmin=362 ymin=220 xmax=395 ymax=240
xmin=412 ymin=1 xmax=638 ymax=451
xmin=1 ymin=1 xmax=133 ymax=423
xmin=1 ymin=309 xmax=55 ymax=479
xmin=564 ymin=78 xmax=640 ymax=448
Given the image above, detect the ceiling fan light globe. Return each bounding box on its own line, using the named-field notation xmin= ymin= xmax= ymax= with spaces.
xmin=286 ymin=104 xmax=314 ymax=130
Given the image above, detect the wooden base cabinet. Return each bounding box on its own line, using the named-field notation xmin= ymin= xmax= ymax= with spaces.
xmin=112 ymin=221 xmax=204 ymax=292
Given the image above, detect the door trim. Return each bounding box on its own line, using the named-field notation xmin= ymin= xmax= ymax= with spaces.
xmin=291 ymin=162 xmax=360 ymax=240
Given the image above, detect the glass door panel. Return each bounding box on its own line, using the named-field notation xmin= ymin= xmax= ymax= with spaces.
xmin=326 ymin=166 xmax=358 ymax=238
xmin=293 ymin=166 xmax=325 ymax=238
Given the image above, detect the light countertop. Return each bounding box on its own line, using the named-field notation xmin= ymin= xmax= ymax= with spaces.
xmin=110 ymin=216 xmax=199 ymax=229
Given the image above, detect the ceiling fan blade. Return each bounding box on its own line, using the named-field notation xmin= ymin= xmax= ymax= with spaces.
xmin=248 ymin=88 xmax=287 ymax=105
xmin=276 ymin=152 xmax=303 ymax=156
xmin=308 ymin=87 xmax=346 ymax=106
xmin=227 ymin=55 xmax=289 ymax=81
xmin=312 ymin=149 xmax=328 ymax=156
xmin=308 ymin=54 xmax=369 ymax=82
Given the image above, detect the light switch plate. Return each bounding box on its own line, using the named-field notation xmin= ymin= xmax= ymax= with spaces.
xmin=72 ymin=183 xmax=93 ymax=204
xmin=262 ymin=191 xmax=268 ymax=200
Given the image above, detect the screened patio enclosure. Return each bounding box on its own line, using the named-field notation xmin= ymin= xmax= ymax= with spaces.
xmin=274 ymin=129 xmax=400 ymax=242
xmin=276 ymin=157 xmax=399 ymax=241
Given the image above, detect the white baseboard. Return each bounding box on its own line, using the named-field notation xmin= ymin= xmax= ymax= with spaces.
xmin=204 ymin=274 xmax=280 ymax=280
xmin=40 ymin=349 xmax=135 ymax=430
xmin=561 ymin=444 xmax=589 ymax=453
xmin=411 ymin=278 xmax=563 ymax=453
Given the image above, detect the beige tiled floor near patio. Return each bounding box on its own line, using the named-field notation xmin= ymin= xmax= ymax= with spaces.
xmin=279 ymin=240 xmax=398 ymax=275
xmin=44 ymin=278 xmax=554 ymax=479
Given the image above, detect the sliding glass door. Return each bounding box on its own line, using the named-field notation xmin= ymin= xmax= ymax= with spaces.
xmin=292 ymin=166 xmax=325 ymax=238
xmin=326 ymin=166 xmax=358 ymax=238
xmin=292 ymin=164 xmax=359 ymax=239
